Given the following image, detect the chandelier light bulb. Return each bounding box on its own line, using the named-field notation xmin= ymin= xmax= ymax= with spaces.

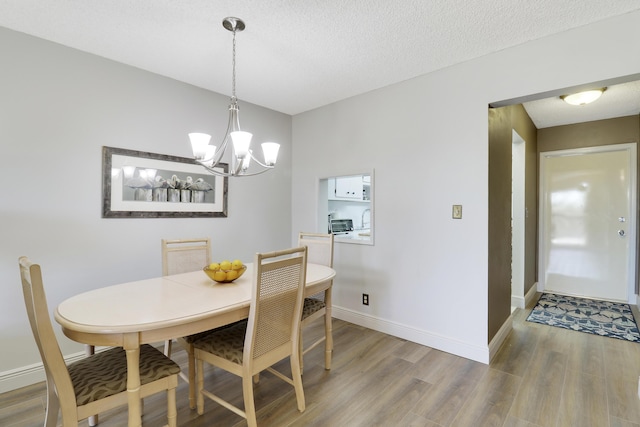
xmin=189 ymin=133 xmax=212 ymax=160
xmin=230 ymin=131 xmax=252 ymax=158
xmin=262 ymin=142 xmax=280 ymax=166
xmin=241 ymin=150 xmax=252 ymax=171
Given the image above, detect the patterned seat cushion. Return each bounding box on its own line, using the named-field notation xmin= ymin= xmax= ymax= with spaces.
xmin=302 ymin=297 xmax=326 ymax=320
xmin=182 ymin=320 xmax=246 ymax=344
xmin=68 ymin=344 xmax=180 ymax=406
xmin=192 ymin=320 xmax=248 ymax=364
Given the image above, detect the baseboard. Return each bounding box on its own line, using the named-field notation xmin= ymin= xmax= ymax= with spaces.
xmin=0 ymin=350 xmax=92 ymax=394
xmin=525 ymin=283 xmax=539 ymax=307
xmin=0 ymin=346 xmax=121 ymax=394
xmin=511 ymin=283 xmax=540 ymax=309
xmin=511 ymin=295 xmax=525 ymax=309
xmin=332 ymin=306 xmax=490 ymax=364
xmin=488 ymin=314 xmax=513 ymax=362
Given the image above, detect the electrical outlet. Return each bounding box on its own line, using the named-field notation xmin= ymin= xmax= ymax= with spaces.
xmin=362 ymin=293 xmax=369 ymax=305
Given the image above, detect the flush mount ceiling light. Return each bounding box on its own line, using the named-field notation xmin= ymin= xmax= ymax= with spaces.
xmin=189 ymin=17 xmax=279 ymax=177
xmin=561 ymin=88 xmax=606 ymax=106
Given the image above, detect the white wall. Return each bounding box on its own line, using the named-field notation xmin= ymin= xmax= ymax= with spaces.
xmin=3 ymin=10 xmax=640 ymax=392
xmin=0 ymin=27 xmax=292 ymax=392
xmin=291 ymin=11 xmax=640 ymax=362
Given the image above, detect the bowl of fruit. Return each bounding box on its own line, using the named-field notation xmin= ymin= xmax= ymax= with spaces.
xmin=203 ymin=259 xmax=247 ymax=283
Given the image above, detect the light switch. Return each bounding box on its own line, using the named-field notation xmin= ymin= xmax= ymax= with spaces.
xmin=452 ymin=205 xmax=462 ymax=219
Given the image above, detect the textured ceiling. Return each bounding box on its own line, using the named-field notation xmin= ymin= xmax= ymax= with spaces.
xmin=522 ymin=80 xmax=640 ymax=129
xmin=1 ymin=0 xmax=639 ymax=127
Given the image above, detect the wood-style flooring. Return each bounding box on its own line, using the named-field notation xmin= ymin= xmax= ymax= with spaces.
xmin=2 ymin=297 xmax=640 ymax=426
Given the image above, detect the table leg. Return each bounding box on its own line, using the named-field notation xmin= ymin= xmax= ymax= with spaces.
xmin=123 ymin=334 xmax=142 ymax=427
xmin=85 ymin=345 xmax=98 ymax=427
xmin=324 ymin=286 xmax=333 ymax=370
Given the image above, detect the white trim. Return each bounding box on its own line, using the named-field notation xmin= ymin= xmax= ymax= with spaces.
xmin=511 ymin=130 xmax=526 ymax=309
xmin=492 ymin=284 xmax=537 ymax=362
xmin=511 ymin=294 xmax=525 ymax=309
xmin=525 ymin=282 xmax=539 ymax=307
xmin=0 ymin=360 xmax=47 ymax=393
xmin=0 ymin=351 xmax=87 ymax=393
xmin=332 ymin=306 xmax=489 ymax=364
xmin=491 ymin=283 xmax=537 ymax=362
xmin=0 ymin=347 xmax=115 ymax=394
xmin=512 ymin=279 xmax=537 ymax=310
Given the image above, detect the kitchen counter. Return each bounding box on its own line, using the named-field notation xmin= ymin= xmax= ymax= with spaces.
xmin=336 ymin=229 xmax=370 ymax=241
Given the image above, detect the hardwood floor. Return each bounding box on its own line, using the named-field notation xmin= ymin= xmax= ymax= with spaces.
xmin=2 ymin=299 xmax=640 ymax=426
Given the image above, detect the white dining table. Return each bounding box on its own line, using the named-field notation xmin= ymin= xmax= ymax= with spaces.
xmin=54 ymin=262 xmax=336 ymax=427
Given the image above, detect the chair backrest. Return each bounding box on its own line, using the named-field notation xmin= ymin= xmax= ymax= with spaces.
xmin=161 ymin=238 xmax=211 ymax=276
xmin=245 ymin=247 xmax=307 ymax=367
xmin=298 ymin=232 xmax=334 ymax=267
xmin=19 ymin=256 xmax=76 ymax=410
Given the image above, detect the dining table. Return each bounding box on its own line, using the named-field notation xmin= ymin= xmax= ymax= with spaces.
xmin=54 ymin=262 xmax=336 ymax=427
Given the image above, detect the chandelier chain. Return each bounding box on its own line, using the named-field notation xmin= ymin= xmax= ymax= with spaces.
xmin=231 ymin=28 xmax=237 ymax=100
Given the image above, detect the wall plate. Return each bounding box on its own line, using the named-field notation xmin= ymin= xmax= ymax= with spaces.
xmin=452 ymin=205 xmax=462 ymax=219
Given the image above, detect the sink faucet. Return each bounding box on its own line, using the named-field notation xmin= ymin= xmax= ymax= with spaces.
xmin=361 ymin=208 xmax=371 ymax=229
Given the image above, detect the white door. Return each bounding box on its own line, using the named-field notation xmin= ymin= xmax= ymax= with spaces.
xmin=539 ymin=144 xmax=637 ymax=302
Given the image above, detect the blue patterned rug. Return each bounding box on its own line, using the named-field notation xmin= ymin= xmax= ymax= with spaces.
xmin=527 ymin=293 xmax=640 ymax=343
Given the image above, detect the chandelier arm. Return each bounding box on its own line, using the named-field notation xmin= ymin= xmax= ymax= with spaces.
xmin=232 ymin=152 xmax=274 ymax=176
xmin=246 ymin=151 xmax=273 ymax=169
xmin=197 ymin=161 xmax=273 ymax=178
xmin=212 ymin=134 xmax=230 ymax=165
xmin=232 ymin=167 xmax=274 ymax=177
xmin=200 ymin=101 xmax=238 ymax=167
xmin=201 ymin=136 xmax=229 ymax=167
xmin=197 ymin=162 xmax=233 ymax=177
xmin=231 ymin=159 xmax=243 ymax=176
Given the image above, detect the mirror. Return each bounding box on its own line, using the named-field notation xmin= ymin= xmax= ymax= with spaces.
xmin=318 ymin=172 xmax=373 ymax=245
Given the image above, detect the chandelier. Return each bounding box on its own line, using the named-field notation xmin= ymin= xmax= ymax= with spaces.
xmin=189 ymin=17 xmax=280 ymax=177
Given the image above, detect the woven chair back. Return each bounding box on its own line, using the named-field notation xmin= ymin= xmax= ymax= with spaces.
xmin=298 ymin=232 xmax=334 ymax=267
xmin=162 ymin=238 xmax=211 ymax=275
xmin=247 ymin=247 xmax=307 ymax=361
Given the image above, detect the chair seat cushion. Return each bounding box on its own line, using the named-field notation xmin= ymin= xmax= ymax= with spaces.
xmin=68 ymin=344 xmax=180 ymax=406
xmin=302 ymin=297 xmax=326 ymax=320
xmin=192 ymin=320 xmax=248 ymax=364
xmin=182 ymin=320 xmax=246 ymax=344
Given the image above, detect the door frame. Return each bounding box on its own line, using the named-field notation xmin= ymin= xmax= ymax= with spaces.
xmin=511 ymin=130 xmax=526 ymax=308
xmin=538 ymin=142 xmax=638 ymax=303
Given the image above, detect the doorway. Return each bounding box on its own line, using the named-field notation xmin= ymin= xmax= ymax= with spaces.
xmin=539 ymin=143 xmax=637 ymax=302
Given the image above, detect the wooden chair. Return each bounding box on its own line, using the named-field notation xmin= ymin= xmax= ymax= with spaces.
xmin=193 ymin=246 xmax=308 ymax=427
xmin=298 ymin=232 xmax=334 ymax=371
xmin=161 ymin=237 xmax=211 ymax=408
xmin=161 ymin=238 xmax=211 ymax=277
xmin=18 ymin=256 xmax=180 ymax=427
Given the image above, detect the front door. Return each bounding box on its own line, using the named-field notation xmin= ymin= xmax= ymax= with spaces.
xmin=539 ymin=143 xmax=637 ymax=302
